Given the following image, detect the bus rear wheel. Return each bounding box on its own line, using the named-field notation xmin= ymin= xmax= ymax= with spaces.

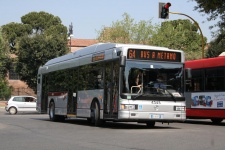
xmin=211 ymin=118 xmax=223 ymax=124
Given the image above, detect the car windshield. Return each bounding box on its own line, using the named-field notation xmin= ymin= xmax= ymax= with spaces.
xmin=121 ymin=61 xmax=184 ymax=97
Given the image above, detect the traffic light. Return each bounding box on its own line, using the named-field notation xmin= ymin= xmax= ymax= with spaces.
xmin=160 ymin=2 xmax=171 ymax=19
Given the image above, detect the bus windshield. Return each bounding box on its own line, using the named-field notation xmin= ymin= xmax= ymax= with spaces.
xmin=122 ymin=61 xmax=184 ymax=97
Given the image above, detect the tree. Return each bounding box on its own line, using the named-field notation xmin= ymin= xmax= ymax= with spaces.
xmin=1 ymin=23 xmax=31 ymax=54
xmin=97 ymin=13 xmax=156 ymax=44
xmin=206 ymin=31 xmax=225 ymax=58
xmin=2 ymin=11 xmax=69 ymax=92
xmin=192 ymin=0 xmax=225 ymax=58
xmin=151 ymin=19 xmax=207 ymax=60
xmin=0 ymin=27 xmax=11 ymax=99
xmin=97 ymin=13 xmax=207 ymax=60
xmin=192 ymin=0 xmax=225 ymax=30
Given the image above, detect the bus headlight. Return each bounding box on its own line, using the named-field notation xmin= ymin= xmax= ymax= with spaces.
xmin=174 ymin=106 xmax=186 ymax=111
xmin=120 ymin=104 xmax=137 ymax=110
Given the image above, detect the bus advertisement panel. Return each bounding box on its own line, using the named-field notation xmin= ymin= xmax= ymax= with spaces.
xmin=191 ymin=92 xmax=224 ymax=109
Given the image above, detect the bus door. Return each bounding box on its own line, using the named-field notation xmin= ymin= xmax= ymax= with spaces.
xmin=67 ymin=89 xmax=77 ymax=115
xmin=37 ymin=74 xmax=48 ymax=113
xmin=67 ymin=69 xmax=78 ymax=115
xmin=104 ymin=61 xmax=119 ymax=117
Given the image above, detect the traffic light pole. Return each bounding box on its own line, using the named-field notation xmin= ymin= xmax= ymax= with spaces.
xmin=169 ymin=12 xmax=205 ymax=58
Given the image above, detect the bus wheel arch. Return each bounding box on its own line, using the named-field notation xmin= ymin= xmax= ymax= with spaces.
xmin=90 ymin=98 xmax=103 ymax=126
xmin=49 ymin=99 xmax=58 ymax=121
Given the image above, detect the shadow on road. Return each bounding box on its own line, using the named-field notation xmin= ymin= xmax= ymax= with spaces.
xmin=32 ymin=117 xmax=181 ymax=130
xmin=180 ymin=119 xmax=225 ymax=126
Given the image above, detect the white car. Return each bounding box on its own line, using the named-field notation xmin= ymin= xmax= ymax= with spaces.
xmin=5 ymin=96 xmax=37 ymax=115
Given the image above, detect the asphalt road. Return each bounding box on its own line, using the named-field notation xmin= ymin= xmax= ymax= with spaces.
xmin=0 ymin=107 xmax=225 ymax=150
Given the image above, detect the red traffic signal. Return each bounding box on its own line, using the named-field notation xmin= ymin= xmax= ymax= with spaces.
xmin=160 ymin=2 xmax=171 ymax=19
xmin=164 ymin=3 xmax=171 ymax=9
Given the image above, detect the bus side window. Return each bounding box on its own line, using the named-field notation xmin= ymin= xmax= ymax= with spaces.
xmin=187 ymin=69 xmax=203 ymax=92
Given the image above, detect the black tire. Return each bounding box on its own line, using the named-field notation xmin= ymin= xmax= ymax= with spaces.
xmin=87 ymin=118 xmax=92 ymax=124
xmin=49 ymin=101 xmax=66 ymax=122
xmin=9 ymin=107 xmax=17 ymax=115
xmin=146 ymin=121 xmax=156 ymax=128
xmin=90 ymin=101 xmax=103 ymax=126
xmin=49 ymin=101 xmax=58 ymax=121
xmin=211 ymin=118 xmax=223 ymax=124
xmin=59 ymin=116 xmax=65 ymax=122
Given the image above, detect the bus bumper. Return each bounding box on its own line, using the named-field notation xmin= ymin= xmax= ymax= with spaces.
xmin=118 ymin=110 xmax=186 ymax=121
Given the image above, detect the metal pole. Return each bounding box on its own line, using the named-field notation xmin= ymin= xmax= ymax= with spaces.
xmin=70 ymin=36 xmax=72 ymax=52
xmin=69 ymin=22 xmax=73 ymax=52
xmin=169 ymin=12 xmax=205 ymax=58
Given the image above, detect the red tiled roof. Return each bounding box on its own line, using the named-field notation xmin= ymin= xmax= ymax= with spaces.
xmin=68 ymin=38 xmax=99 ymax=47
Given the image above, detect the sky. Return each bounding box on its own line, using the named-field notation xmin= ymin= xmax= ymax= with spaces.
xmin=0 ymin=0 xmax=218 ymax=43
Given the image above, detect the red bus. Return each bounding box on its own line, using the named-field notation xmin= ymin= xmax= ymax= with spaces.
xmin=185 ymin=56 xmax=225 ymax=124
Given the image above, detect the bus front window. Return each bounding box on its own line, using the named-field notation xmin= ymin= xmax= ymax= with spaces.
xmin=122 ymin=61 xmax=184 ymax=97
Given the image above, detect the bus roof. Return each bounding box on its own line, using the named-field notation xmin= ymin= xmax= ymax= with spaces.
xmin=44 ymin=43 xmax=173 ymax=66
xmin=38 ymin=43 xmax=184 ymax=74
xmin=185 ymin=56 xmax=225 ymax=69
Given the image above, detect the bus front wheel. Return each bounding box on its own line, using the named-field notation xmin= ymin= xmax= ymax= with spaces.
xmin=90 ymin=101 xmax=102 ymax=126
xmin=49 ymin=101 xmax=58 ymax=121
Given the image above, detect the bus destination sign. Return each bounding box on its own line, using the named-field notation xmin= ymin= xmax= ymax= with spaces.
xmin=92 ymin=52 xmax=105 ymax=62
xmin=127 ymin=49 xmax=181 ymax=62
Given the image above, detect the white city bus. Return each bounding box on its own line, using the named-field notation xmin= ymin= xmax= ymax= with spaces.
xmin=37 ymin=43 xmax=186 ymax=127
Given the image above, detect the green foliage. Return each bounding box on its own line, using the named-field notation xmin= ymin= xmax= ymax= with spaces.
xmin=0 ymin=28 xmax=12 ymax=99
xmin=0 ymin=29 xmax=10 ymax=76
xmin=2 ymin=11 xmax=69 ymax=93
xmin=193 ymin=0 xmax=225 ymax=30
xmin=206 ymin=31 xmax=225 ymax=58
xmin=97 ymin=13 xmax=207 ymax=60
xmin=16 ymin=34 xmax=68 ymax=91
xmin=21 ymin=11 xmax=62 ymax=34
xmin=151 ymin=19 xmax=207 ymax=60
xmin=0 ymin=79 xmax=12 ymax=100
xmin=2 ymin=22 xmax=32 ymax=54
xmin=97 ymin=13 xmax=156 ymax=44
xmin=193 ymin=0 xmax=225 ymax=58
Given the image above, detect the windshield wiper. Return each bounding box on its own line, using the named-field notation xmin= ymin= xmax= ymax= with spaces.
xmin=132 ymin=94 xmax=144 ymax=100
xmin=164 ymin=89 xmax=177 ymax=102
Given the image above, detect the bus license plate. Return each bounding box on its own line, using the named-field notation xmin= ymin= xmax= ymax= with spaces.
xmin=150 ymin=114 xmax=163 ymax=119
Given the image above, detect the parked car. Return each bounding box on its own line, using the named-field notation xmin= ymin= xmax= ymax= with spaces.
xmin=5 ymin=96 xmax=37 ymax=115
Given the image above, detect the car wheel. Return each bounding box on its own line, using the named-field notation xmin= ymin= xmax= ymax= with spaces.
xmin=9 ymin=107 xmax=17 ymax=115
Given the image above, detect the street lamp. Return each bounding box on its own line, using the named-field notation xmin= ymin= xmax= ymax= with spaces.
xmin=68 ymin=22 xmax=73 ymax=52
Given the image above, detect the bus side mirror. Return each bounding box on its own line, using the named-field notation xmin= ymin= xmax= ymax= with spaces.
xmin=120 ymin=56 xmax=126 ymax=67
xmin=185 ymin=68 xmax=192 ymax=79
